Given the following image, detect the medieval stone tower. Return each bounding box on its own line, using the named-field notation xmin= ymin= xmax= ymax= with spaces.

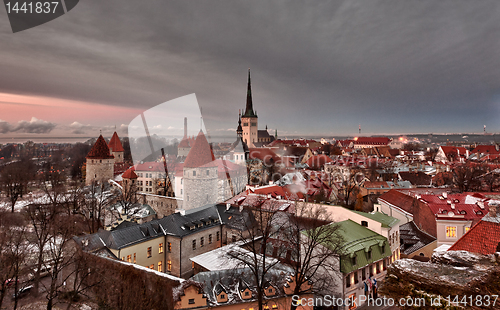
xmin=182 ymin=130 xmax=218 ymax=211
xmin=108 ymin=131 xmax=124 ymax=163
xmin=241 ymin=69 xmax=258 ymax=147
xmin=85 ymin=135 xmax=115 ymax=185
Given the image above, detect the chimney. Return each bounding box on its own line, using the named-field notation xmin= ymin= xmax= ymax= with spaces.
xmin=451 ymin=203 xmax=455 ymax=210
xmin=442 ymin=192 xmax=448 ymax=199
xmin=184 ymin=117 xmax=187 ymax=138
xmin=489 ymin=203 xmax=498 ymax=217
xmin=226 ymin=203 xmax=231 ymax=211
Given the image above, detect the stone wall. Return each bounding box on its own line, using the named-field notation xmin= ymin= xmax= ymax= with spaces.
xmin=85 ymin=158 xmax=114 ymax=185
xmin=182 ymin=167 xmax=218 ymax=211
xmin=139 ymin=193 xmax=181 ymax=218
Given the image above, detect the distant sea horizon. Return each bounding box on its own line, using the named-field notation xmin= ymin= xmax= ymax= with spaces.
xmin=1 ymin=132 xmax=499 ymax=145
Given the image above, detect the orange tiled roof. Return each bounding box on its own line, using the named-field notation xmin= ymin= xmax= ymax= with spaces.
xmin=86 ymin=135 xmax=114 ymax=159
xmin=122 ymin=167 xmax=138 ymax=179
xmin=184 ymin=131 xmax=216 ymax=168
xmin=108 ymin=132 xmax=124 ymax=152
xmin=448 ymin=217 xmax=500 ymax=255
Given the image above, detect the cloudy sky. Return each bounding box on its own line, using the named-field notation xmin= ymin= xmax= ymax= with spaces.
xmin=1 ymin=0 xmax=500 ymax=140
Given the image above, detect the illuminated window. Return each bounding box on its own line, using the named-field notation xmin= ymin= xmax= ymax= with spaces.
xmin=149 ymin=264 xmax=154 ymax=269
xmin=147 ymin=247 xmax=152 ymax=258
xmin=158 ymin=261 xmax=162 ymax=272
xmin=446 ymin=226 xmax=457 ymax=238
xmin=348 ymin=294 xmax=356 ymax=310
xmin=133 ymin=253 xmax=136 ymax=263
xmin=168 ymin=242 xmax=172 ymax=252
xmin=159 ymin=243 xmax=163 ymax=253
xmin=272 ymin=305 xmax=277 ymax=309
xmin=192 ymin=240 xmax=196 ymax=250
xmin=167 ymin=260 xmax=172 ymax=271
xmin=465 ymin=226 xmax=470 ymax=233
xmin=192 ymin=262 xmax=195 ymax=269
xmin=126 ymin=255 xmax=131 ymax=263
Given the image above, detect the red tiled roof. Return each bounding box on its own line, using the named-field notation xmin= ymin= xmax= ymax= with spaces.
xmin=184 ymin=131 xmax=216 ymax=168
xmin=353 ymin=137 xmax=391 ymax=145
xmin=86 ymin=135 xmax=114 ymax=159
xmin=108 ymin=132 xmax=124 ymax=152
xmin=135 ymin=162 xmax=166 ymax=172
xmin=448 ymin=218 xmax=500 ymax=255
xmin=363 ymin=181 xmax=390 ymax=189
xmin=305 ymin=155 xmax=333 ymax=170
xmin=471 ymin=145 xmax=499 ymax=155
xmin=122 ymin=167 xmax=138 ymax=179
xmin=178 ymin=137 xmax=191 ymax=148
xmin=248 ymin=148 xmax=281 ymax=166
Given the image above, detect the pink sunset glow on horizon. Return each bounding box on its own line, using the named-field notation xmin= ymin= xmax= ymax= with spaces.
xmin=0 ymin=92 xmax=144 ymax=126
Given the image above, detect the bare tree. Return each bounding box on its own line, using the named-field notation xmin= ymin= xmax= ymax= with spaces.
xmin=226 ymin=199 xmax=289 ymax=310
xmin=453 ymin=162 xmax=485 ymax=193
xmin=0 ymin=212 xmax=30 ymax=310
xmin=0 ymin=158 xmax=35 ymax=212
xmin=286 ymin=203 xmax=345 ymax=310
xmin=0 ymin=212 xmax=29 ymax=309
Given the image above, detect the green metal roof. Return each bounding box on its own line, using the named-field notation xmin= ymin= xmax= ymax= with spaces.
xmin=352 ymin=210 xmax=400 ymax=228
xmin=304 ymin=219 xmax=391 ymax=274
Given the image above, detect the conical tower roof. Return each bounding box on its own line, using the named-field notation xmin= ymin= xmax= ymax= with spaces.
xmin=184 ymin=131 xmax=216 ymax=168
xmin=87 ymin=135 xmax=114 ymax=159
xmin=108 ymin=132 xmax=124 ymax=152
xmin=122 ymin=167 xmax=138 ymax=179
xmin=242 ymin=69 xmax=257 ymax=118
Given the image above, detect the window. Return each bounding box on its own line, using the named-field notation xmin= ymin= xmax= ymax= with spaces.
xmin=361 ymin=221 xmax=368 ymax=227
xmin=168 ymin=242 xmax=172 ymax=252
xmin=221 ymin=294 xmax=225 ymax=299
xmin=354 ymin=270 xmax=358 ymax=284
xmin=192 ymin=262 xmax=195 ymax=269
xmin=209 ymin=234 xmax=212 ymax=244
xmin=217 ymin=231 xmax=220 ymax=241
xmin=206 ymin=170 xmax=209 ymax=175
xmin=272 ymin=305 xmax=277 ymax=309
xmin=381 ymin=245 xmax=385 ymax=254
xmin=348 ymin=294 xmax=356 ymax=310
xmin=158 ymin=261 xmax=162 ymax=272
xmin=383 ymin=259 xmax=387 ymax=270
xmin=446 ymin=226 xmax=457 ymax=238
xmin=193 ymin=171 xmax=196 ymax=176
xmin=149 ymin=264 xmax=154 ymax=269
xmin=465 ymin=226 xmax=470 ymax=233
xmin=188 ymin=299 xmax=195 ymax=305
xmin=376 ymin=261 xmax=380 ymax=273
xmin=268 ymin=288 xmax=273 ymax=293
xmin=133 ymin=253 xmax=136 ymax=263
xmin=159 ymin=243 xmax=163 ymax=253
xmin=367 ymin=249 xmax=372 ymax=260
xmin=147 ymin=247 xmax=152 ymax=258
xmin=200 ymin=237 xmax=204 ymax=247
xmin=362 ymin=267 xmax=366 ymax=280
xmin=167 ymin=260 xmax=172 ymax=271
xmin=192 ymin=239 xmax=196 ymax=250
xmin=245 ymin=291 xmax=249 ymax=296
xmin=346 ymin=274 xmax=351 ymax=288
xmin=351 ymin=256 xmax=356 ymax=266
xmin=121 ymin=257 xmax=124 ymax=261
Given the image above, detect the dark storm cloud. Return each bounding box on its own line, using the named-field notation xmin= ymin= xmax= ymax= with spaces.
xmin=1 ymin=1 xmax=500 ymax=134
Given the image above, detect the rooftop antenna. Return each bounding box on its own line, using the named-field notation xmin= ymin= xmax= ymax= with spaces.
xmin=359 ymin=124 xmax=361 ymax=134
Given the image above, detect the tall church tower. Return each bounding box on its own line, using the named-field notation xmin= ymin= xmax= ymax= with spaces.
xmin=241 ymin=69 xmax=258 ymax=147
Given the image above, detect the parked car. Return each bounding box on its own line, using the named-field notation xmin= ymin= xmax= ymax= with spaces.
xmin=28 ymin=265 xmax=52 ymax=281
xmin=12 ymin=285 xmax=33 ymax=300
xmin=4 ymin=278 xmax=19 ymax=287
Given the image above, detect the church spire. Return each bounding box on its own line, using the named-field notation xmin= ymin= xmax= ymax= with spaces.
xmin=243 ymin=69 xmax=257 ymax=118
